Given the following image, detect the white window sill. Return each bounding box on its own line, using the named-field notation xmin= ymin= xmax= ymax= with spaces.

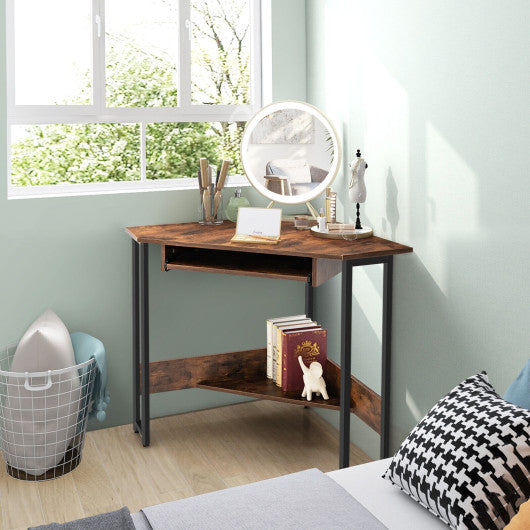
xmin=7 ymin=174 xmax=250 ymax=200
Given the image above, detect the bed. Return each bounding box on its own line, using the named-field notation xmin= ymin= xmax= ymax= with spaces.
xmin=82 ymin=370 xmax=526 ymax=530
xmin=130 ymin=458 xmax=446 ymax=529
xmin=327 ymin=459 xmax=446 ymax=529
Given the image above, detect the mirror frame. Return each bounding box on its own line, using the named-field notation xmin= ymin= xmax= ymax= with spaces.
xmin=240 ymin=100 xmax=342 ymax=205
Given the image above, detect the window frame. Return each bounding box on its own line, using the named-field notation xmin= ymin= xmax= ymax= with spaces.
xmin=6 ymin=0 xmax=262 ymax=198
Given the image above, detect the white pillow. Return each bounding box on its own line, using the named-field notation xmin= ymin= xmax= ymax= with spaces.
xmin=2 ymin=310 xmax=81 ymax=476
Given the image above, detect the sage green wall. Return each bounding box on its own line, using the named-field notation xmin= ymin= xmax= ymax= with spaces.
xmin=269 ymin=0 xmax=306 ymax=101
xmin=4 ymin=0 xmax=527 ymax=462
xmin=306 ymin=0 xmax=530 ymax=458
xmin=0 ymin=1 xmax=307 ymax=430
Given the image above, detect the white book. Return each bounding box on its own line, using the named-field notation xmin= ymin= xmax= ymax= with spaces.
xmin=272 ymin=319 xmax=314 ymax=383
xmin=266 ymin=315 xmax=306 ymax=379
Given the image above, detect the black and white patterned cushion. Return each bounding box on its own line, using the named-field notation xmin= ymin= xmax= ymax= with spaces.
xmin=383 ymin=372 xmax=530 ymax=529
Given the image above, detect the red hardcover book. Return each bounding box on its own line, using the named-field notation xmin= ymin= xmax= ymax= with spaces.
xmin=281 ymin=328 xmax=327 ymax=392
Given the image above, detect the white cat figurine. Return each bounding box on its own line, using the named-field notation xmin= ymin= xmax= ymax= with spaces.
xmin=298 ymin=356 xmax=329 ymax=401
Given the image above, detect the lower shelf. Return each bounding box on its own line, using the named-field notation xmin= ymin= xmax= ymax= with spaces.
xmin=146 ymin=347 xmax=381 ymax=434
xmin=197 ymin=376 xmax=343 ymax=411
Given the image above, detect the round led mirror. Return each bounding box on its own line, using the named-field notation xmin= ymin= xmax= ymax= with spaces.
xmin=241 ymin=101 xmax=342 ymax=207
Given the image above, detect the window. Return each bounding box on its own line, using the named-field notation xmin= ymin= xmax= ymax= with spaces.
xmin=6 ymin=0 xmax=262 ymax=197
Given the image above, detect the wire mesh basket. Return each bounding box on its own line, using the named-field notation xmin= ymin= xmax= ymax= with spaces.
xmin=0 ymin=342 xmax=97 ymax=481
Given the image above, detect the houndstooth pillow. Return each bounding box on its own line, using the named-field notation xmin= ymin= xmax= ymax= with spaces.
xmin=383 ymin=372 xmax=530 ymax=529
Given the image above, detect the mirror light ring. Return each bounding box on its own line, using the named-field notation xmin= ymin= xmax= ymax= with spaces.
xmin=241 ymin=100 xmax=342 ymax=205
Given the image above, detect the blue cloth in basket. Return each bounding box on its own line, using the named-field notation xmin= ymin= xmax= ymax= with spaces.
xmin=504 ymin=359 xmax=530 ymax=409
xmin=71 ymin=332 xmax=110 ymax=422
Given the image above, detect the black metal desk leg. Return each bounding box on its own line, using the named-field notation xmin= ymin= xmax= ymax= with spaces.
xmin=305 ymin=276 xmax=314 ymax=320
xmin=380 ymin=256 xmax=393 ymax=458
xmin=339 ymin=260 xmax=353 ymax=469
xmin=132 ymin=240 xmax=140 ymax=433
xmin=140 ymin=243 xmax=150 ymax=447
xmin=305 ymin=277 xmax=314 ymax=411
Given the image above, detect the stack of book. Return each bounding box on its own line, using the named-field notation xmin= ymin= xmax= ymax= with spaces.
xmin=266 ymin=315 xmax=327 ymax=393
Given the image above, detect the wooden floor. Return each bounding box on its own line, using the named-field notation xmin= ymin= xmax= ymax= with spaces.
xmin=0 ymin=400 xmax=371 ymax=529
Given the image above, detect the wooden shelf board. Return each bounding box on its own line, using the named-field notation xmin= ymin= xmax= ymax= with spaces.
xmin=147 ymin=347 xmax=381 ymax=434
xmin=196 ymin=376 xmax=348 ymax=411
xmin=163 ymin=245 xmax=311 ymax=281
xmin=127 ymin=221 xmax=413 ymax=261
xmin=165 ymin=261 xmax=308 ymax=281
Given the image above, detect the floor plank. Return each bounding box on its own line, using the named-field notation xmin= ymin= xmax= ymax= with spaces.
xmin=0 ymin=400 xmax=372 ymax=529
xmin=90 ymin=425 xmax=160 ymax=513
xmin=120 ymin=420 xmax=192 ymax=498
xmin=156 ymin=487 xmax=196 ymax=505
xmin=37 ymin=474 xmax=84 ymax=524
xmin=0 ymin=464 xmax=44 ymax=529
xmin=175 ymin=407 xmax=252 ymax=480
xmin=69 ymin=435 xmax=122 ymax=517
xmin=157 ymin=417 xmax=228 ymax=496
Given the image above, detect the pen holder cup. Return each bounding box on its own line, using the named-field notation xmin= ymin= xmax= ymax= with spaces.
xmin=198 ymin=184 xmax=223 ymax=225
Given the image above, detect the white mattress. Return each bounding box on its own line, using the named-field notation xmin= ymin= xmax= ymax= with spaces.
xmin=327 ymin=458 xmax=447 ymax=529
xmin=132 ymin=459 xmax=448 ymax=529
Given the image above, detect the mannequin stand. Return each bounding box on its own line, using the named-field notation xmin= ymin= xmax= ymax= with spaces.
xmin=355 ymin=203 xmax=362 ymax=229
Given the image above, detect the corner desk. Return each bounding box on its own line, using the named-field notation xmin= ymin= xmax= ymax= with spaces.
xmin=125 ymin=222 xmax=412 ymax=468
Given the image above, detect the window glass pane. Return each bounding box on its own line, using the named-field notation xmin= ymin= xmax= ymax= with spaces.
xmin=106 ymin=0 xmax=179 ymax=107
xmin=14 ymin=0 xmax=92 ymax=105
xmin=191 ymin=0 xmax=251 ymax=105
xmin=11 ymin=123 xmax=141 ymax=186
xmin=146 ymin=121 xmax=245 ymax=179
